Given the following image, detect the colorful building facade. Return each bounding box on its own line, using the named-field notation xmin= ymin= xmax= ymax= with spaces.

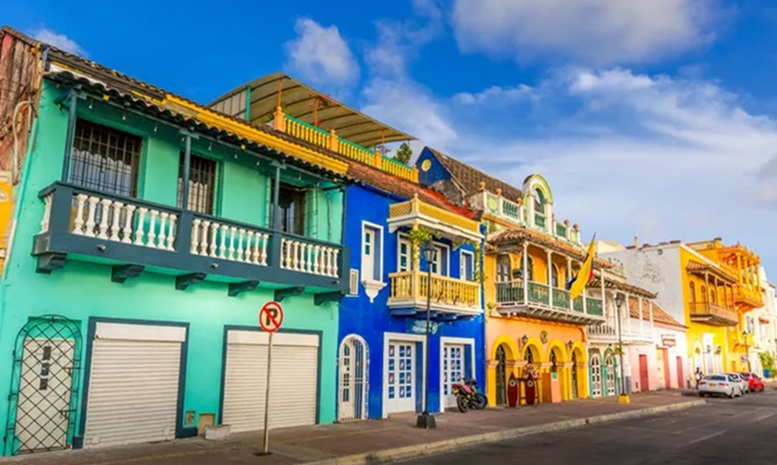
xmin=0 ymin=29 xmax=364 ymax=456
xmin=416 ymin=148 xmax=635 ymax=405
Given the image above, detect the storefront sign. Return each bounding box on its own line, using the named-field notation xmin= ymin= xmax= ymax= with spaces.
xmin=661 ymin=334 xmax=676 ymax=347
xmin=407 ymin=319 xmax=439 ymax=335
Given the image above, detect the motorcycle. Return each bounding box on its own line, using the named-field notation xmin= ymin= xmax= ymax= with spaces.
xmin=452 ymin=377 xmax=488 ymax=412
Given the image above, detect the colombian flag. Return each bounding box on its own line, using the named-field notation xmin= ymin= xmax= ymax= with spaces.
xmin=567 ymin=234 xmax=596 ymax=300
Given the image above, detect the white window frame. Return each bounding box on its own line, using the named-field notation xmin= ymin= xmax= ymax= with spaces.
xmin=430 ymin=242 xmax=450 ymax=277
xmin=460 ymin=250 xmax=475 ymax=281
xmin=361 ymin=221 xmax=386 ymax=303
xmin=397 ymin=233 xmax=411 ymax=273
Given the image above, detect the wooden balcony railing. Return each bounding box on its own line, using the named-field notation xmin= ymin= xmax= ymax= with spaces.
xmin=495 ymin=280 xmax=603 ymax=319
xmin=278 ymin=113 xmax=419 ymax=182
xmin=389 ymin=271 xmax=480 ymax=311
xmin=689 ymin=301 xmax=738 ymax=326
xmin=35 ymin=182 xmax=347 ymax=290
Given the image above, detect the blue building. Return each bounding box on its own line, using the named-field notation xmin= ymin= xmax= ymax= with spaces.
xmin=337 ymin=162 xmax=486 ymax=420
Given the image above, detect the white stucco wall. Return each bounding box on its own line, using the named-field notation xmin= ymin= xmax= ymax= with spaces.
xmin=653 ymin=324 xmax=689 ymax=388
xmin=602 ymin=246 xmax=685 ymax=324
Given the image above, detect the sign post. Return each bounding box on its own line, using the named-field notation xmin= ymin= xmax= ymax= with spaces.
xmin=258 ymin=301 xmax=283 ymax=455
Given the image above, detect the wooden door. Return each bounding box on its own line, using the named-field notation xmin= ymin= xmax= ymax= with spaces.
xmin=662 ymin=349 xmax=671 ymax=389
xmin=676 ymin=356 xmax=684 ymax=389
xmin=639 ymin=354 xmax=649 ymax=391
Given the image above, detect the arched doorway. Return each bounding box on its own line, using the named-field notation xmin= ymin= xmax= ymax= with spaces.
xmin=590 ymin=354 xmax=602 ymax=397
xmin=495 ymin=345 xmax=507 ymax=405
xmin=571 ymin=351 xmax=579 ymax=398
xmin=4 ymin=315 xmax=82 ymax=456
xmin=605 ymin=354 xmax=616 ymax=396
xmin=338 ymin=335 xmax=368 ymax=422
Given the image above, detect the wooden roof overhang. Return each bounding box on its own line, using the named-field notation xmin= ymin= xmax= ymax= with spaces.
xmin=686 ymin=260 xmax=738 ymax=284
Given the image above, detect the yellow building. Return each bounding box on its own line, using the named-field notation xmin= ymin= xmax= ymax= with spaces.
xmin=686 ymin=239 xmax=762 ymax=372
xmin=601 ymin=238 xmax=761 ymax=382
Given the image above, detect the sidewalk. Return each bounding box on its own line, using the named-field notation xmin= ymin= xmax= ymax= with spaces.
xmin=5 ymin=390 xmax=705 ymax=465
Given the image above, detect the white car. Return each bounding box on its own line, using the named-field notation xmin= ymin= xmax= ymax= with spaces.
xmin=724 ymin=373 xmax=749 ymax=394
xmin=697 ymin=374 xmax=739 ymax=398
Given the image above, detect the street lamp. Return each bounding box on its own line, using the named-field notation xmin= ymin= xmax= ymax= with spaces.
xmin=417 ymin=242 xmax=437 ymax=429
xmin=614 ymin=292 xmax=630 ymax=404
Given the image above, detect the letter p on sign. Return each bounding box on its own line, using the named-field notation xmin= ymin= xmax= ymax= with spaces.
xmin=259 ymin=301 xmax=284 ymax=333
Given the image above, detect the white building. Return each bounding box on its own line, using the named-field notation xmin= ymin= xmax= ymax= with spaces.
xmin=748 ymin=267 xmax=777 ymax=376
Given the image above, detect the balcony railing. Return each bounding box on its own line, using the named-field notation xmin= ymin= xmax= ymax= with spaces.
xmin=587 ymin=320 xmax=653 ymax=343
xmin=495 ymin=280 xmax=604 ymax=324
xmin=34 ymin=182 xmax=347 ymax=291
xmin=689 ymin=301 xmax=738 ymax=327
xmin=279 ymin=113 xmax=419 ymax=183
xmin=388 ymin=195 xmax=482 ymax=241
xmin=468 ymin=191 xmax=580 ymax=244
xmin=727 ymin=331 xmax=754 ymax=348
xmin=388 ymin=271 xmax=481 ymax=315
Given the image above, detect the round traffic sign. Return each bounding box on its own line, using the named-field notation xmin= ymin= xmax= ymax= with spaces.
xmin=259 ymin=301 xmax=284 ymax=333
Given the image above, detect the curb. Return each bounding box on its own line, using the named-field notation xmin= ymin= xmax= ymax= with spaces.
xmin=305 ymin=400 xmax=706 ymax=465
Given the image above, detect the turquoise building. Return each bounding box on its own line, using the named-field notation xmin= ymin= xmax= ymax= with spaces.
xmin=0 ymin=28 xmax=352 ymax=455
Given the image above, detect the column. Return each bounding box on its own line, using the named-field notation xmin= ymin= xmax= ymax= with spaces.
xmin=704 ymin=272 xmax=710 ymax=304
xmin=600 ymin=270 xmax=606 ymax=314
xmin=522 ymin=242 xmax=529 ymax=306
xmin=638 ymin=297 xmax=644 ymax=334
xmin=567 ymin=257 xmax=573 ymax=310
xmin=526 ymin=192 xmax=536 ymax=228
xmin=547 ymin=249 xmax=554 ymax=308
xmin=626 ymin=293 xmax=632 ymax=333
xmin=648 ymin=300 xmax=654 ymax=332
xmin=181 ymin=133 xmax=192 ymax=211
xmin=61 ymin=90 xmax=79 ymax=181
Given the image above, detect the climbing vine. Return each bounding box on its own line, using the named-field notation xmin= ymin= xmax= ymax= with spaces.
xmin=408 ymin=227 xmax=436 ymax=266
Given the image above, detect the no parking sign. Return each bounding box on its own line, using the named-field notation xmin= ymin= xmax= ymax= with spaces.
xmin=258 ymin=301 xmax=283 ymax=455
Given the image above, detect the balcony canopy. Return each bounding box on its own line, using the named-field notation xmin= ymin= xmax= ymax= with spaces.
xmin=210 ymin=73 xmax=415 ymax=149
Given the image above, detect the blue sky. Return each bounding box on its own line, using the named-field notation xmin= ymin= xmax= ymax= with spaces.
xmin=4 ymin=0 xmax=777 ymax=275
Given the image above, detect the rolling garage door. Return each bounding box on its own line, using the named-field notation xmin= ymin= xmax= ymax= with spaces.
xmin=83 ymin=322 xmax=186 ymax=448
xmin=222 ymin=330 xmax=319 ymax=433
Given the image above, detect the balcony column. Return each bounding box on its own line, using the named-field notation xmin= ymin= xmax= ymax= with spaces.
xmin=271 ymin=164 xmax=282 ymax=231
xmin=181 ymin=133 xmax=192 ymax=210
xmin=496 ymin=188 xmax=504 ymax=216
xmin=704 ymin=272 xmax=710 ymax=302
xmin=522 ymin=242 xmax=529 ymax=306
xmin=625 ymin=294 xmax=631 ymax=333
xmin=545 ymin=200 xmax=554 ymax=234
xmin=737 ymin=255 xmax=743 ymax=287
xmin=567 ymin=257 xmax=573 ymax=310
xmin=639 ymin=297 xmax=644 ymax=334
xmin=600 ymin=270 xmax=606 ymax=311
xmin=546 ymin=249 xmax=553 ymax=308
xmin=526 ymin=193 xmax=536 ymax=228
xmin=60 ymin=90 xmax=79 ymax=181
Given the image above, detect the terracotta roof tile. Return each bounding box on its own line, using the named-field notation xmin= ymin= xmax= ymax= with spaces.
xmin=629 ymin=299 xmax=686 ymax=329
xmin=587 ymin=276 xmax=656 ymax=298
xmin=427 ymin=148 xmax=523 ymax=200
xmin=686 ymin=260 xmax=737 ymax=284
xmin=490 ymin=227 xmax=613 ymax=268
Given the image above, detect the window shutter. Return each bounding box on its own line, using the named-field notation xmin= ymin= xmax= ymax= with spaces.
xmin=349 ymin=269 xmax=359 ymax=296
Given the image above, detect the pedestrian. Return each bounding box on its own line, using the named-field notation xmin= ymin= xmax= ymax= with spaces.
xmin=695 ymin=367 xmax=703 ymax=388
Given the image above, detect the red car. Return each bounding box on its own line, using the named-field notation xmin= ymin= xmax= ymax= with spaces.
xmin=739 ymin=372 xmax=765 ymax=392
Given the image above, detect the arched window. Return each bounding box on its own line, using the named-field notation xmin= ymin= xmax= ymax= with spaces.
xmin=710 ymin=288 xmax=717 ymax=304
xmin=534 ymin=188 xmax=545 ymax=214
xmin=689 ymin=282 xmax=696 ymax=304
xmin=551 ymin=264 xmax=560 ymax=288
xmin=497 ymin=254 xmax=511 ymax=282
xmin=701 ymin=285 xmax=707 ymax=303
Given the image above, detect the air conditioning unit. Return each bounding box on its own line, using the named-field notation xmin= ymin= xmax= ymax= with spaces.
xmin=349 ymin=269 xmax=359 ymax=296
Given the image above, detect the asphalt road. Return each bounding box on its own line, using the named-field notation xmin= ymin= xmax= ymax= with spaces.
xmin=401 ymin=388 xmax=777 ymax=465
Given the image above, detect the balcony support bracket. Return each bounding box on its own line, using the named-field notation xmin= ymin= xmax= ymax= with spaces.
xmin=35 ymin=253 xmax=67 ymax=274
xmin=176 ymin=272 xmax=206 ymax=291
xmin=275 ymin=286 xmax=305 ymax=302
xmin=111 ymin=264 xmax=145 ymax=284
xmin=314 ymin=291 xmax=344 ymax=306
xmin=228 ymin=280 xmax=260 ymax=297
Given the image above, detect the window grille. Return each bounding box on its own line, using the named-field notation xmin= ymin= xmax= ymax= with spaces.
xmin=178 ymin=153 xmax=217 ymax=214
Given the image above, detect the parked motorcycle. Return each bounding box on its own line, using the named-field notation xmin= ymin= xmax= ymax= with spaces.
xmin=452 ymin=378 xmax=488 ymax=412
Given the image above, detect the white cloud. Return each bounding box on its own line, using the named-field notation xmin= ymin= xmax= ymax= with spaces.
xmin=360 ymin=67 xmax=777 ymax=271
xmin=284 ymin=18 xmax=360 ymax=89
xmin=451 ymin=0 xmax=719 ymax=65
xmin=32 ymin=28 xmax=86 ymax=56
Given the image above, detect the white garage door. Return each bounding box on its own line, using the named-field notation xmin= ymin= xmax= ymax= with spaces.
xmin=84 ymin=322 xmax=186 ymax=448
xmin=222 ymin=330 xmax=319 ymax=433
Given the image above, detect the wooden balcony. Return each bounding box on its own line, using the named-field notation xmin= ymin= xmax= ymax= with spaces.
xmin=689 ymin=302 xmax=738 ymax=327
xmin=388 ymin=271 xmax=481 ymax=317
xmin=34 ymin=182 xmax=348 ymax=299
xmin=727 ymin=330 xmax=754 ymax=348
xmin=388 ymin=195 xmax=482 ymax=242
xmin=495 ymin=280 xmax=605 ymax=325
xmin=587 ymin=320 xmax=653 ymax=344
xmin=734 ymin=287 xmax=763 ymax=309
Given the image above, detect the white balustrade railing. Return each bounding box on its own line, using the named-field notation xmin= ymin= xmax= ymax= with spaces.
xmin=280 ymin=237 xmax=339 ymax=277
xmin=190 ymin=217 xmax=270 ymax=266
xmin=69 ymin=193 xmax=178 ymax=250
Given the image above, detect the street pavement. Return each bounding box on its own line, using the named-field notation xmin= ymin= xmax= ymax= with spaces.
xmin=0 ymin=390 xmax=730 ymax=465
xmin=400 ymin=389 xmax=777 ymax=465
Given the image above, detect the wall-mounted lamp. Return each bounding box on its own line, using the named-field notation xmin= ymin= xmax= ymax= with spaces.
xmin=521 ymin=335 xmax=528 ymax=346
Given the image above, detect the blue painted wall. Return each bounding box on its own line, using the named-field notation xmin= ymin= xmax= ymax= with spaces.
xmin=339 ymin=182 xmax=485 ymax=419
xmin=416 ymin=148 xmax=453 ymax=188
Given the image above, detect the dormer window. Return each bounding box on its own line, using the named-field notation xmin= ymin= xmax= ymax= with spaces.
xmin=534 ymin=188 xmax=545 ymax=215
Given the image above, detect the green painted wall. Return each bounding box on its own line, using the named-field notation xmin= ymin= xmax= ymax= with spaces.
xmin=0 ymin=81 xmax=342 ymax=453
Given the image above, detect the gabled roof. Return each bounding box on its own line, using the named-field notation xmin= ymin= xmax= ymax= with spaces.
xmin=629 ymin=300 xmax=687 ymax=329
xmin=425 ymin=148 xmax=523 ymax=200
xmin=210 ymin=73 xmax=414 ymax=148
xmin=348 ymin=161 xmax=476 ymax=217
